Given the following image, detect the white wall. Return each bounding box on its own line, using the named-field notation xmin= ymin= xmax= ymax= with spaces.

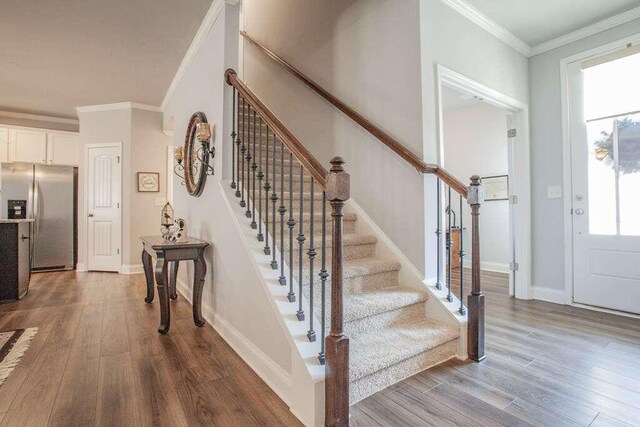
xmin=162 ymin=2 xmax=293 ymax=378
xmin=443 ymin=103 xmax=510 ymax=271
xmin=419 ymin=0 xmax=528 ymax=279
xmin=529 ymin=18 xmax=640 ymax=291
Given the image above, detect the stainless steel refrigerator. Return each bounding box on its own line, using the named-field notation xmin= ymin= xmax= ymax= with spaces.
xmin=0 ymin=162 xmax=76 ymax=271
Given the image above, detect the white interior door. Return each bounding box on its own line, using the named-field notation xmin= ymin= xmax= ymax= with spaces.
xmin=87 ymin=144 xmax=121 ymax=272
xmin=568 ymin=53 xmax=640 ymax=315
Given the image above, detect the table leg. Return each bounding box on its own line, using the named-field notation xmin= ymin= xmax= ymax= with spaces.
xmin=170 ymin=261 xmax=179 ymax=300
xmin=192 ymin=250 xmax=206 ymax=327
xmin=142 ymin=249 xmax=154 ymax=303
xmin=154 ymin=253 xmax=171 ymax=334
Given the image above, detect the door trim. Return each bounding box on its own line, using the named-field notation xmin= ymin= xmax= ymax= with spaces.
xmin=84 ymin=142 xmax=122 ymax=272
xmin=560 ymin=34 xmax=640 ymax=306
xmin=435 ymin=64 xmax=532 ymax=300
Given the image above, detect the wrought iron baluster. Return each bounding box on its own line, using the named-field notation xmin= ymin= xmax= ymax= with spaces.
xmin=231 ymin=89 xmax=237 ymax=190
xmin=278 ymin=142 xmax=287 ymax=285
xmin=307 ymin=178 xmax=316 ymax=342
xmin=296 ymin=165 xmax=305 ymax=321
xmin=239 ymin=99 xmax=246 ymax=207
xmin=287 ymin=152 xmax=295 ymax=302
xmin=263 ymin=127 xmax=271 ymax=255
xmin=270 ymin=135 xmax=278 ymax=270
xmin=250 ymin=111 xmax=257 ymax=226
xmin=235 ymin=96 xmax=241 ymax=198
xmin=435 ymin=178 xmax=442 ymax=290
xmin=257 ymin=117 xmax=264 ymax=242
xmin=245 ymin=107 xmax=252 ymax=218
xmin=447 ymin=186 xmax=453 ymax=302
xmin=318 ymin=192 xmax=327 ymax=364
xmin=459 ymin=194 xmax=466 ymax=315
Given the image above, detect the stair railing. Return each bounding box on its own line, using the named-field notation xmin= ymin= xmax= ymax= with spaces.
xmin=240 ymin=31 xmax=485 ymax=363
xmin=226 ymin=69 xmax=350 ymax=426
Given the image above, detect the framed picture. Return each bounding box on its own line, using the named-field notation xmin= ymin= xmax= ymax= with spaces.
xmin=138 ymin=172 xmax=160 ymax=192
xmin=481 ymin=175 xmax=509 ymax=201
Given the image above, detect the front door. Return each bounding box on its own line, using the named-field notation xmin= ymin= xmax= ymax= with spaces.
xmin=568 ymin=51 xmax=640 ymax=314
xmin=87 ymin=145 xmax=121 ymax=272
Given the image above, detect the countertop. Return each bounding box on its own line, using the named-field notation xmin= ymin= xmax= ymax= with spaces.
xmin=0 ymin=219 xmax=35 ymax=224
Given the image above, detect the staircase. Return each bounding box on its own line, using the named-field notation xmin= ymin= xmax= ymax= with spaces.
xmin=236 ymin=100 xmax=459 ymax=405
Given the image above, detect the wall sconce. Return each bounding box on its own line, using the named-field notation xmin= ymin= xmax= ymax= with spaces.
xmin=195 ymin=122 xmax=215 ymax=176
xmin=173 ymin=146 xmax=186 ymax=185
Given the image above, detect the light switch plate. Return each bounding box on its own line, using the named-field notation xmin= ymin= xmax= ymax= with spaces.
xmin=154 ymin=197 xmax=167 ymax=206
xmin=547 ymin=185 xmax=562 ymax=199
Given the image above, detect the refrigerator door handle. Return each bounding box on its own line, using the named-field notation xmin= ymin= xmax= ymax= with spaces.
xmin=33 ymin=180 xmax=41 ymax=235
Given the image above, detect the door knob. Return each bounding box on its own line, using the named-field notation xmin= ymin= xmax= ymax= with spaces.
xmin=575 ymin=208 xmax=584 ymax=215
xmin=88 ymin=213 xmax=94 ymax=218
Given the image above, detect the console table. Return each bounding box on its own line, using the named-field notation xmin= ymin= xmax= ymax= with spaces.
xmin=140 ymin=236 xmax=210 ymax=334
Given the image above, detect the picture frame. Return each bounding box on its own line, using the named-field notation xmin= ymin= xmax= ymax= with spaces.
xmin=137 ymin=172 xmax=160 ymax=192
xmin=481 ymin=175 xmax=509 ymax=201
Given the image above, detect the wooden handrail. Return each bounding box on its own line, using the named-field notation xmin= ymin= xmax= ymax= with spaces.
xmin=240 ymin=31 xmax=470 ymax=200
xmin=225 ymin=68 xmax=329 ymax=188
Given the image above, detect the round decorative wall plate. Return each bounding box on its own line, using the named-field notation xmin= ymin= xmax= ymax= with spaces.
xmin=183 ymin=112 xmax=209 ymax=197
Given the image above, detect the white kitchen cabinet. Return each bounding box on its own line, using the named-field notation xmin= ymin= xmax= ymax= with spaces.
xmin=0 ymin=128 xmax=8 ymax=163
xmin=46 ymin=133 xmax=80 ymax=166
xmin=10 ymin=129 xmax=48 ymax=164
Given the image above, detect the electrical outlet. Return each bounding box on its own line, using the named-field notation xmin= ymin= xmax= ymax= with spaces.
xmin=547 ymin=186 xmax=562 ymax=199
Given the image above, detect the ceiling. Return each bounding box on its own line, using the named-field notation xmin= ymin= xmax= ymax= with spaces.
xmin=441 ymin=85 xmax=482 ymax=112
xmin=465 ymin=0 xmax=640 ymax=47
xmin=0 ymin=0 xmax=213 ymax=119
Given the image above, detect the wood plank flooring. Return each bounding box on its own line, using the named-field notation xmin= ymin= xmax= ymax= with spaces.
xmin=351 ymin=269 xmax=640 ymax=426
xmin=0 ymin=271 xmax=300 ymax=427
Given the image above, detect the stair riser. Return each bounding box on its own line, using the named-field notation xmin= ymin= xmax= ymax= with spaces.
xmin=245 ymin=217 xmax=357 ymax=236
xmin=282 ymin=242 xmax=376 ymax=263
xmin=345 ymin=303 xmax=425 ymax=336
xmin=240 ymin=180 xmax=324 ymax=194
xmin=298 ymin=269 xmax=399 ymax=298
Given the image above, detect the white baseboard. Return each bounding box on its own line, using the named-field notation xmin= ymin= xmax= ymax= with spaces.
xmin=532 ymin=286 xmax=565 ymax=305
xmin=120 ymin=264 xmax=143 ymax=274
xmin=76 ymin=263 xmax=87 ymax=272
xmin=175 ymin=279 xmax=293 ymax=405
xmin=480 ymin=261 xmax=510 ymax=274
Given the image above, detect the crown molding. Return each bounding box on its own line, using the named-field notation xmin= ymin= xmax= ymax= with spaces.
xmin=438 ymin=0 xmax=531 ymax=57
xmin=76 ymin=102 xmax=161 ymax=114
xmin=530 ymin=5 xmax=640 ymax=56
xmin=0 ymin=110 xmax=79 ymax=125
xmin=160 ymin=0 xmax=228 ymax=112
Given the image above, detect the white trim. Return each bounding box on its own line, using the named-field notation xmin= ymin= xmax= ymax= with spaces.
xmin=76 ymin=102 xmax=161 ymax=114
xmin=480 ymin=261 xmax=510 ymax=274
xmin=531 ymin=6 xmax=640 ymax=56
xmin=76 ymin=263 xmax=87 ymax=272
xmin=160 ymin=0 xmax=227 ymax=111
xmin=435 ymin=64 xmax=532 ymax=300
xmin=0 ymin=110 xmax=78 ymax=125
xmin=438 ymin=0 xmax=531 ymax=56
xmin=175 ymin=277 xmax=293 ymax=406
xmin=559 ymin=33 xmax=640 ymax=306
xmin=531 ymin=286 xmax=565 ymax=305
xmin=120 ymin=264 xmax=143 ymax=274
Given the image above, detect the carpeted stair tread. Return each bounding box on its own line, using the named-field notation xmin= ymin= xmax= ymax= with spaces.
xmin=283 ymin=233 xmax=377 ymax=251
xmin=343 ymin=285 xmax=427 ymax=323
xmin=349 ymin=318 xmax=459 ymax=382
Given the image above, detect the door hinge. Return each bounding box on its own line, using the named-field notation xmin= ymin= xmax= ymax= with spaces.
xmin=116 ymin=156 xmax=120 ymax=163
xmin=511 ymin=195 xmax=519 ymax=204
xmin=116 ymin=248 xmax=120 ymax=255
xmin=510 ymin=261 xmax=519 ymax=271
xmin=508 ymin=129 xmax=517 ymax=138
xmin=117 ymin=202 xmax=120 ymax=209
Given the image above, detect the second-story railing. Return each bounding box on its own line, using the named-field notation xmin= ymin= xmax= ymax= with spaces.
xmin=241 ymin=31 xmax=486 ymax=364
xmin=226 ymin=69 xmax=350 ymax=426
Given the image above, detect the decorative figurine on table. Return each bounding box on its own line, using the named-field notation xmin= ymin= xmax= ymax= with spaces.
xmin=161 ymin=202 xmax=175 ymax=241
xmin=169 ymin=218 xmax=188 ymax=243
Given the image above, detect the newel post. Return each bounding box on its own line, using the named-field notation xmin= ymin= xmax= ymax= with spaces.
xmin=467 ymin=175 xmax=486 ymax=362
xmin=325 ymin=157 xmax=350 ymax=427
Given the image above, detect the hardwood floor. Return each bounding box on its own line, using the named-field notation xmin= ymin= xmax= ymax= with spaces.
xmin=351 ymin=269 xmax=640 ymax=427
xmin=0 ymin=271 xmax=300 ymax=427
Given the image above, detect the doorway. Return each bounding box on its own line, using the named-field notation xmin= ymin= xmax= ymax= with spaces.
xmin=565 ymin=45 xmax=640 ymax=315
xmin=436 ymin=65 xmax=531 ymax=300
xmin=85 ymin=143 xmax=122 ymax=272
